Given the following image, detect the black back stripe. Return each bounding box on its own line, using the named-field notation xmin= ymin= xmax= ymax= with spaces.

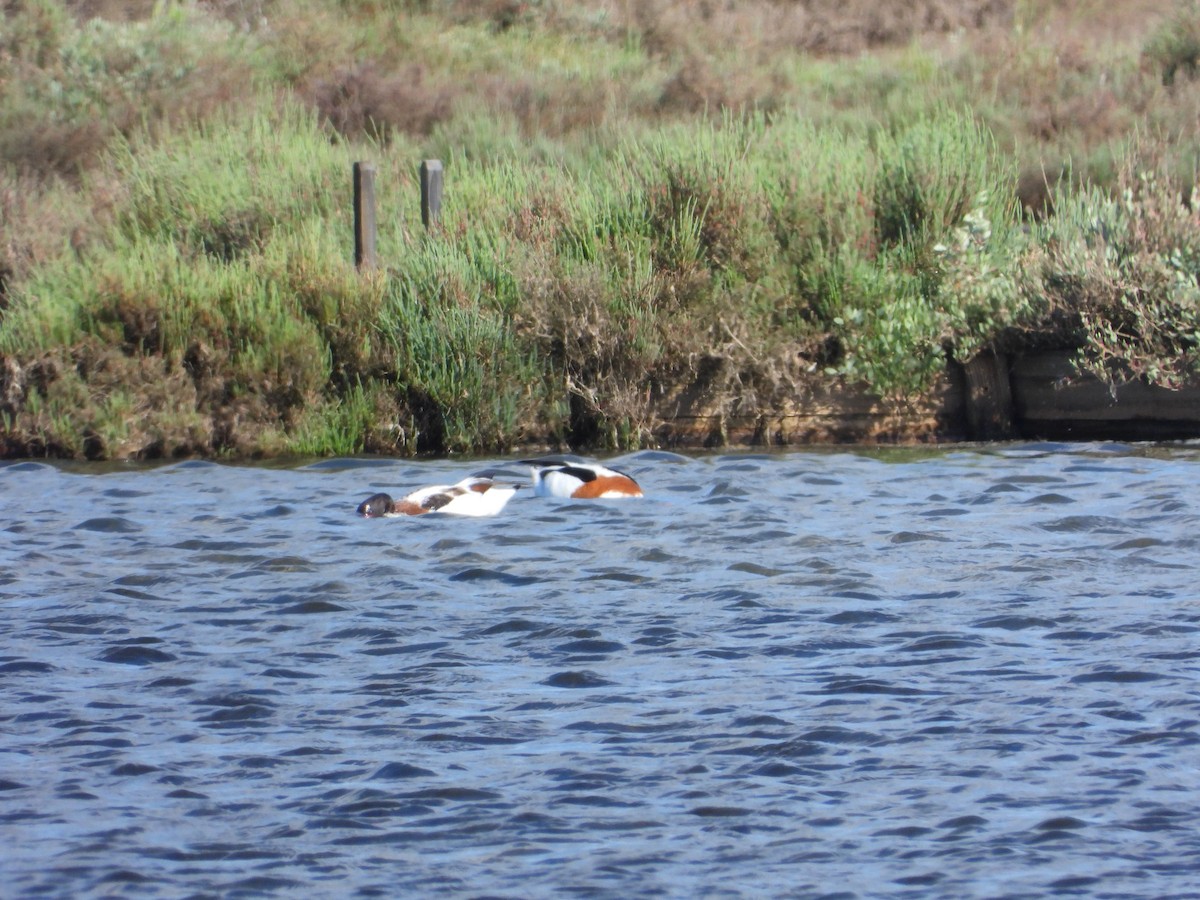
xmin=555 ymin=465 xmax=601 ymax=483
xmin=422 ymin=490 xmax=457 ymax=511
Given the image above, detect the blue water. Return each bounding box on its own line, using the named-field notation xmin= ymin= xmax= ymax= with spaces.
xmin=2 ymin=444 xmax=1199 ymax=898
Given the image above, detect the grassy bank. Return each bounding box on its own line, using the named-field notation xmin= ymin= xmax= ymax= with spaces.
xmin=2 ymin=0 xmax=1200 ymax=459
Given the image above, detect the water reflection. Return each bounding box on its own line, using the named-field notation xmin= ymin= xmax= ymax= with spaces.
xmin=2 ymin=444 xmax=1199 ymax=897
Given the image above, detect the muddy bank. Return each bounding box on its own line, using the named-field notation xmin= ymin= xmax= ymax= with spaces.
xmin=652 ymin=350 xmax=1200 ymax=448
xmin=2 ymin=348 xmax=1197 ymax=461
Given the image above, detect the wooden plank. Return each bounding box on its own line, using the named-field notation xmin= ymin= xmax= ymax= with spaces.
xmin=1012 ymin=351 xmax=1200 ymax=439
xmin=962 ymin=351 xmax=1015 ymax=440
xmin=652 ymin=362 xmax=967 ymax=446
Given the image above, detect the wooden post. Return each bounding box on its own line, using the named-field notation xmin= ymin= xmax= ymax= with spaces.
xmin=420 ymin=159 xmax=443 ymax=229
xmin=963 ymin=351 xmax=1015 ymax=440
xmin=353 ymin=161 xmax=377 ymax=270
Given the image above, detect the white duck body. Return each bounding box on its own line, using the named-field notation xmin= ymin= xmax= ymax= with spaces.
xmin=357 ymin=474 xmax=520 ymax=517
xmin=521 ymin=458 xmax=644 ymax=499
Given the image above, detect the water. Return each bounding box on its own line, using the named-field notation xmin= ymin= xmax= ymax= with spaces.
xmin=2 ymin=444 xmax=1199 ymax=898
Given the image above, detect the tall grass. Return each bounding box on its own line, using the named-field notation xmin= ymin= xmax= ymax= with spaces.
xmin=378 ymin=236 xmax=547 ymax=453
xmin=2 ymin=0 xmax=1200 ymax=458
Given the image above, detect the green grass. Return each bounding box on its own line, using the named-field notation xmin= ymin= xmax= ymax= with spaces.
xmin=2 ymin=0 xmax=1199 ymax=458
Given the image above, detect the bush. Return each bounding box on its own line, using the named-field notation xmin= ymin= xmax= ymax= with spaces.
xmin=0 ymin=2 xmax=252 ymax=177
xmin=1144 ymin=1 xmax=1200 ymax=85
xmin=1026 ymin=149 xmax=1200 ymax=389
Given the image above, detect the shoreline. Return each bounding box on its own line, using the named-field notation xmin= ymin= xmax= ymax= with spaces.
xmin=654 ymin=350 xmax=1200 ymax=449
xmin=3 ymin=349 xmax=1198 ymax=463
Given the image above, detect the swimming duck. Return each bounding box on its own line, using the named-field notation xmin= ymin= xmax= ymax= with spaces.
xmin=357 ymin=474 xmax=521 ymax=517
xmin=520 ymin=457 xmax=644 ymax=499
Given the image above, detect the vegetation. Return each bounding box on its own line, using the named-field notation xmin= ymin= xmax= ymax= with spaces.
xmin=1 ymin=0 xmax=1199 ymax=459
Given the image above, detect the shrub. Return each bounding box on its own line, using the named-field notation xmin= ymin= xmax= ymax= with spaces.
xmin=111 ymin=102 xmax=343 ymax=257
xmin=0 ymin=2 xmax=252 ymax=177
xmin=1027 ymin=148 xmax=1200 ymax=389
xmin=760 ymin=116 xmax=874 ymax=329
xmin=1144 ymin=1 xmax=1200 ymax=85
xmin=872 ymin=110 xmax=1002 ymax=252
xmin=302 ymin=62 xmax=456 ymax=140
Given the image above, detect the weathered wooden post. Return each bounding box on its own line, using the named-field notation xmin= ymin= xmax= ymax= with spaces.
xmin=962 ymin=351 xmax=1015 ymax=440
xmin=353 ymin=161 xmax=377 ymax=270
xmin=420 ymin=159 xmax=443 ymax=229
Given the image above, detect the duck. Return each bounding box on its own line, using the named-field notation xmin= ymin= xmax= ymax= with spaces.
xmin=357 ymin=473 xmax=521 ymax=517
xmin=520 ymin=456 xmax=644 ymax=499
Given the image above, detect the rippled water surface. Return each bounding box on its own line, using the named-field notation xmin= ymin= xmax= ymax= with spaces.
xmin=3 ymin=444 xmax=1200 ymax=898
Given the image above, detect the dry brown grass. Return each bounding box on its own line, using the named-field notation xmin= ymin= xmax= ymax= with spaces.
xmin=59 ymin=0 xmax=155 ymax=20
xmin=40 ymin=0 xmax=1190 ymax=186
xmin=301 ymin=62 xmax=457 ymax=140
xmin=581 ymin=0 xmax=1012 ymax=57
